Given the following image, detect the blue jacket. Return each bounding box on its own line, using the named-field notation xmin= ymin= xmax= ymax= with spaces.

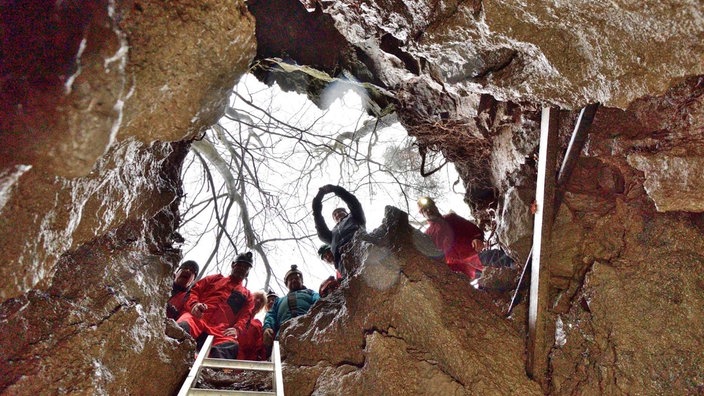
xmin=263 ymin=288 xmax=320 ymax=337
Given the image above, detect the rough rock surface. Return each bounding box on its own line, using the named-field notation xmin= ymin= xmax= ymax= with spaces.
xmin=247 ymin=1 xmax=704 ymax=394
xmin=544 ymin=78 xmax=704 ymax=395
xmin=1 ymin=0 xmax=254 ymax=394
xmin=0 ymin=209 xmax=195 ymax=394
xmin=280 ymin=207 xmax=542 ymax=396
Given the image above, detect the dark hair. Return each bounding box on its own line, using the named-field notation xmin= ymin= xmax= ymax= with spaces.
xmin=234 ymin=251 xmax=254 ymax=267
xmin=317 ymin=244 xmax=331 ymax=258
xmin=179 ymin=260 xmax=199 ymax=275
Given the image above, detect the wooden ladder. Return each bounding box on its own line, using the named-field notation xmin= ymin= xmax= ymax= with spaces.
xmin=177 ymin=335 xmax=284 ymax=396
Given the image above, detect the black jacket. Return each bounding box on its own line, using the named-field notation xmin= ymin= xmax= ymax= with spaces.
xmin=312 ymin=185 xmax=365 ymax=276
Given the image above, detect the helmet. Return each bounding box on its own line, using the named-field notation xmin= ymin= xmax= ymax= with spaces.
xmin=417 ymin=197 xmax=436 ymax=209
xmin=284 ymin=264 xmax=303 ymax=283
xmin=266 ymin=288 xmax=278 ymax=299
xmin=234 ymin=251 xmax=254 ymax=267
xmin=317 ymin=244 xmax=332 ymax=258
xmin=178 ymin=260 xmax=199 ymax=275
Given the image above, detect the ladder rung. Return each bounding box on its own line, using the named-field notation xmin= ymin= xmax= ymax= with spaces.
xmin=202 ymin=358 xmax=274 ymax=371
xmin=188 ymin=390 xmax=275 ymax=396
xmin=179 ymin=336 xmax=284 ymax=396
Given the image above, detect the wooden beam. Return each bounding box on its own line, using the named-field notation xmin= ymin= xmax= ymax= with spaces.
xmin=553 ymin=103 xmax=599 ymax=220
xmin=507 ymin=103 xmax=598 ymax=317
xmin=527 ymin=107 xmax=560 ymax=387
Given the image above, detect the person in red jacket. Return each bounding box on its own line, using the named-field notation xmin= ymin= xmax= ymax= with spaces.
xmin=166 ymin=260 xmax=199 ymax=320
xmin=418 ymin=197 xmax=485 ymax=280
xmin=176 ymin=252 xmax=255 ymax=359
xmin=235 ymin=290 xmax=267 ymax=361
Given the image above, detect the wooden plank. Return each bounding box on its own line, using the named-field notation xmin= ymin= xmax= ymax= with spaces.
xmin=527 ymin=107 xmax=560 ymax=387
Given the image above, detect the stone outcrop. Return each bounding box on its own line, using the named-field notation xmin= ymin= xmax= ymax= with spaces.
xmin=1 ymin=0 xmax=254 ymax=394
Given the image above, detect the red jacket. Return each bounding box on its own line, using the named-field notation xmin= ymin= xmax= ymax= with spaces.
xmin=425 ymin=213 xmax=484 ymax=279
xmin=236 ymin=318 xmax=265 ymax=361
xmin=166 ymin=287 xmax=190 ymax=320
xmin=185 ymin=274 xmax=253 ymax=336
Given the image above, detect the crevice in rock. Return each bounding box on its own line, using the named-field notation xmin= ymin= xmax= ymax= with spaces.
xmin=379 ymin=33 xmax=420 ymax=76
xmin=473 ymin=48 xmax=518 ymax=81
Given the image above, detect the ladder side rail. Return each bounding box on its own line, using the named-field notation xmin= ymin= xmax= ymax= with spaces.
xmin=272 ymin=341 xmax=285 ymax=396
xmin=178 ymin=335 xmax=216 ymax=396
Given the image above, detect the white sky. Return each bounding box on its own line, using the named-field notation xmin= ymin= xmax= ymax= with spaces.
xmin=179 ymin=74 xmax=471 ymax=298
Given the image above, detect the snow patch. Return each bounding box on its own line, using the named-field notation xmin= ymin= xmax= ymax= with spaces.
xmin=65 ymin=38 xmax=87 ymax=94
xmin=555 ymin=316 xmax=567 ymax=347
xmin=0 ymin=164 xmax=31 ymax=214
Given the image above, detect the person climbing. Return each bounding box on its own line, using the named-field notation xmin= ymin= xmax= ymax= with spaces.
xmin=312 ymin=184 xmax=366 ymax=277
xmin=262 ymin=265 xmax=320 ymax=351
xmin=418 ymin=197 xmax=513 ymax=281
xmin=176 ymin=252 xmax=255 ymax=359
xmin=166 ymin=260 xmax=199 ymax=320
xmin=234 ymin=290 xmax=267 ymax=361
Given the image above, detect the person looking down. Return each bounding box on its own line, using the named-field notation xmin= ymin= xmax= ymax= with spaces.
xmin=166 ymin=260 xmax=199 ymax=320
xmin=235 ymin=290 xmax=267 ymax=361
xmin=418 ymin=197 xmax=514 ymax=280
xmin=318 ymin=244 xmax=342 ymax=279
xmin=265 ymin=289 xmax=278 ymax=312
xmin=312 ymin=184 xmax=366 ymax=277
xmin=262 ymin=265 xmax=320 ymax=350
xmin=176 ymin=252 xmax=255 ymax=359
xmin=418 ymin=197 xmax=486 ymax=280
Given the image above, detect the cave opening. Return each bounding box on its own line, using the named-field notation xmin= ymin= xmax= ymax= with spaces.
xmin=176 ymin=72 xmax=477 ymax=299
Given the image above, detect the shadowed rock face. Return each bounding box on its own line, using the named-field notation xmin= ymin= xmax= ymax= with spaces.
xmin=1 ymin=0 xmax=254 ymax=394
xmin=543 ymin=77 xmax=704 ymax=394
xmin=280 ymin=207 xmax=542 ymax=395
xmin=2 ymin=0 xmax=704 ymax=394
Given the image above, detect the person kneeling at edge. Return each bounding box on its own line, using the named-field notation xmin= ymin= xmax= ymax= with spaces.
xmin=418 ymin=197 xmax=514 ymax=281
xmin=176 ymin=252 xmax=255 ymax=359
xmin=312 ymin=184 xmax=366 ymax=278
xmin=263 ymin=265 xmax=320 ymax=352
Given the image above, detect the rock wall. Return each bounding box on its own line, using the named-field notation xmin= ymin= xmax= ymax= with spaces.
xmin=0 ymin=0 xmax=255 ymax=394
xmin=280 ymin=207 xmax=542 ymax=395
xmin=545 ymin=78 xmax=704 ymax=394
xmin=247 ymin=0 xmax=704 ymax=394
